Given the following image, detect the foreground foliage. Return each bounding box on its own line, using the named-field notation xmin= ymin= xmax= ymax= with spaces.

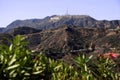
xmin=0 ymin=35 xmax=119 ymax=80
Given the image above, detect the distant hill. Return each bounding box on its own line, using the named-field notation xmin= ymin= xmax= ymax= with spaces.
xmin=11 ymin=26 xmax=41 ymax=36
xmin=4 ymin=15 xmax=120 ymax=33
xmin=0 ymin=28 xmax=5 ymax=33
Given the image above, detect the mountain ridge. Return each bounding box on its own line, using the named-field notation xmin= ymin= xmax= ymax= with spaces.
xmin=2 ymin=15 xmax=120 ymax=33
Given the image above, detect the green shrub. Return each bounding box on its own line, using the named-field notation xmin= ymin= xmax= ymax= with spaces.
xmin=91 ymin=57 xmax=119 ymax=80
xmin=0 ymin=35 xmax=45 ymax=79
xmin=73 ymin=54 xmax=93 ymax=80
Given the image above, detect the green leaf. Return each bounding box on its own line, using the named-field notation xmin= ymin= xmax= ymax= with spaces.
xmin=32 ymin=70 xmax=43 ymax=75
xmin=24 ymin=72 xmax=30 ymax=76
xmin=9 ymin=69 xmax=16 ymax=77
xmin=9 ymin=54 xmax=16 ymax=66
xmin=9 ymin=44 xmax=13 ymax=51
xmin=89 ymin=55 xmax=93 ymax=60
xmin=54 ymin=65 xmax=62 ymax=71
xmin=6 ymin=64 xmax=20 ymax=70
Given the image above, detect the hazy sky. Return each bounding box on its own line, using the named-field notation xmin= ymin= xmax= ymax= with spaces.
xmin=1 ymin=0 xmax=120 ymax=27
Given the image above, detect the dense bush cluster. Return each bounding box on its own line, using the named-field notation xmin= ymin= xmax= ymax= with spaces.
xmin=0 ymin=35 xmax=119 ymax=80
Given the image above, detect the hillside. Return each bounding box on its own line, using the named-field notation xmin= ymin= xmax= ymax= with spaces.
xmin=3 ymin=15 xmax=120 ymax=33
xmin=0 ymin=25 xmax=120 ymax=59
xmin=11 ymin=25 xmax=120 ymax=59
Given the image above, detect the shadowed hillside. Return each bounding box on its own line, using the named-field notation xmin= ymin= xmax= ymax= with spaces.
xmin=17 ymin=25 xmax=120 ymax=59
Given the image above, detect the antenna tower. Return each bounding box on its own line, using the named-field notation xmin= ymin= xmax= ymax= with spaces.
xmin=65 ymin=8 xmax=69 ymax=16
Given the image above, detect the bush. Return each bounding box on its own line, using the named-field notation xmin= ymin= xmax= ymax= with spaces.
xmin=0 ymin=35 xmax=45 ymax=79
